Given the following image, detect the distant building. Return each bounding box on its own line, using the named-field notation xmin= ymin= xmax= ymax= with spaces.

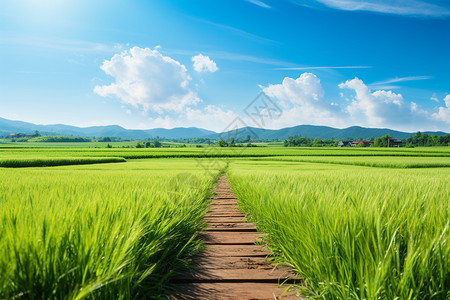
xmin=337 ymin=141 xmax=352 ymax=147
xmin=350 ymin=141 xmax=373 ymax=147
xmin=337 ymin=138 xmax=401 ymax=148
xmin=359 ymin=141 xmax=374 ymax=147
xmin=388 ymin=138 xmax=402 ymax=147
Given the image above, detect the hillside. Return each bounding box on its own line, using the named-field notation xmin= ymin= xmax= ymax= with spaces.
xmin=0 ymin=117 xmax=447 ymax=140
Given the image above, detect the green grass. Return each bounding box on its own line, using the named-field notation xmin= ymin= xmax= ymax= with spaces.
xmin=228 ymin=160 xmax=450 ymax=299
xmin=0 ymin=159 xmax=226 ymax=299
xmin=245 ymin=155 xmax=450 ymax=168
xmin=0 ymin=157 xmax=126 ymax=168
xmin=1 ymin=146 xmax=450 ymax=160
xmin=1 ymin=145 xmax=450 ymax=299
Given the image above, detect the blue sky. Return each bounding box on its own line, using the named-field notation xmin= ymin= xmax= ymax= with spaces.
xmin=0 ymin=0 xmax=449 ymax=132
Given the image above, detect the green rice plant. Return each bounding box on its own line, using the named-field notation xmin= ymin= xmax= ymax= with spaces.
xmin=0 ymin=159 xmax=225 ymax=299
xmin=249 ymin=156 xmax=450 ymax=168
xmin=228 ymin=161 xmax=450 ymax=299
xmin=1 ymin=146 xmax=450 ymax=161
xmin=0 ymin=157 xmax=126 ymax=168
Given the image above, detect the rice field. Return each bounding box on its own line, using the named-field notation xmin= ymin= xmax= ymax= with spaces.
xmin=0 ymin=157 xmax=126 ymax=168
xmin=1 ymin=146 xmax=450 ymax=162
xmin=0 ymin=159 xmax=225 ymax=299
xmin=244 ymin=155 xmax=450 ymax=168
xmin=1 ymin=146 xmax=449 ymax=299
xmin=228 ymin=161 xmax=450 ymax=299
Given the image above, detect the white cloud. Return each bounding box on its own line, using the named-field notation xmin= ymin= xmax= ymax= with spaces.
xmin=432 ymin=95 xmax=450 ymax=123
xmin=192 ymin=54 xmax=218 ymax=73
xmin=430 ymin=93 xmax=440 ymax=102
xmin=245 ymin=0 xmax=271 ymax=9
xmin=94 ymin=46 xmax=200 ymax=114
xmin=260 ymin=73 xmax=449 ymax=131
xmin=369 ymin=75 xmax=433 ymax=90
xmin=307 ymin=0 xmax=450 ymax=17
xmin=262 ymin=73 xmax=343 ymax=127
xmin=264 ymin=73 xmax=324 ymax=105
xmin=371 ymin=75 xmax=432 ymax=85
xmin=340 ymin=78 xmax=408 ymax=125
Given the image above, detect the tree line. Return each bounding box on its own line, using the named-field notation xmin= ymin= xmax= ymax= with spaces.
xmin=283 ymin=137 xmax=338 ymax=147
xmin=283 ymin=132 xmax=450 ymax=147
xmin=404 ymin=132 xmax=450 ymax=147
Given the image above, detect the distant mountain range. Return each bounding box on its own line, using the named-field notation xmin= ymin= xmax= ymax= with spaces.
xmin=0 ymin=117 xmax=448 ymax=140
xmin=0 ymin=117 xmax=216 ymax=139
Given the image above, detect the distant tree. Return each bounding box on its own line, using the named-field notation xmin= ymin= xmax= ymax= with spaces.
xmin=217 ymin=140 xmax=229 ymax=147
xmin=382 ymin=134 xmax=392 ymax=147
xmin=373 ymin=135 xmax=391 ymax=147
xmin=154 ymin=141 xmax=162 ymax=148
xmin=99 ymin=136 xmax=111 ymax=142
xmin=245 ymin=135 xmax=251 ymax=143
xmin=405 ymin=131 xmax=450 ymax=147
xmin=145 ymin=142 xmax=151 ymax=148
xmin=33 ymin=130 xmax=41 ymax=137
xmin=135 ymin=142 xmax=144 ymax=148
xmin=106 ymin=143 xmax=112 ymax=148
xmin=230 ymin=137 xmax=235 ymax=147
xmin=373 ymin=137 xmax=382 ymax=147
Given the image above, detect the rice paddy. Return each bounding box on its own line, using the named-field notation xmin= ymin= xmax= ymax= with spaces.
xmin=0 ymin=157 xmax=126 ymax=168
xmin=228 ymin=161 xmax=450 ymax=299
xmin=0 ymin=159 xmax=225 ymax=299
xmin=0 ymin=146 xmax=449 ymax=299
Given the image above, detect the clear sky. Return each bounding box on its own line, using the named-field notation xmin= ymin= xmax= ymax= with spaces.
xmin=1 ymin=0 xmax=449 ymax=132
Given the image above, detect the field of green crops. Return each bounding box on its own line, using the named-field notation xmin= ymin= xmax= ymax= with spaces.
xmin=2 ymin=146 xmax=450 ymax=162
xmin=228 ymin=160 xmax=450 ymax=299
xmin=243 ymin=155 xmax=450 ymax=168
xmin=1 ymin=145 xmax=449 ymax=299
xmin=0 ymin=159 xmax=226 ymax=299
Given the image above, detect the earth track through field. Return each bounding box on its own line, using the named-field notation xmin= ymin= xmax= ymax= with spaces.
xmin=171 ymin=175 xmax=301 ymax=299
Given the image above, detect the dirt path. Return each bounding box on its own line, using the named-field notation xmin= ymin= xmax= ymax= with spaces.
xmin=172 ymin=175 xmax=301 ymax=299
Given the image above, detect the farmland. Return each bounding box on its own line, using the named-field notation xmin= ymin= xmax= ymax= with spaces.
xmin=228 ymin=160 xmax=449 ymax=299
xmin=0 ymin=159 xmax=225 ymax=299
xmin=0 ymin=145 xmax=449 ymax=299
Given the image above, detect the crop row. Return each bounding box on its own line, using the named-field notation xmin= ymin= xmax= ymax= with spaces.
xmin=0 ymin=161 xmax=222 ymax=299
xmin=256 ymin=156 xmax=450 ymax=168
xmin=2 ymin=146 xmax=450 ymax=160
xmin=0 ymin=157 xmax=126 ymax=168
xmin=228 ymin=161 xmax=449 ymax=299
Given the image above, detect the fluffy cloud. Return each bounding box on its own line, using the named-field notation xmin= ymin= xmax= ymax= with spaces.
xmin=260 ymin=73 xmax=449 ymax=131
xmin=338 ymin=77 xmax=446 ymax=130
xmin=262 ymin=73 xmax=342 ymax=127
xmin=192 ymin=54 xmax=218 ymax=73
xmin=432 ymin=95 xmax=450 ymax=123
xmin=94 ymin=46 xmax=200 ymax=114
xmin=339 ymin=78 xmax=410 ymax=125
